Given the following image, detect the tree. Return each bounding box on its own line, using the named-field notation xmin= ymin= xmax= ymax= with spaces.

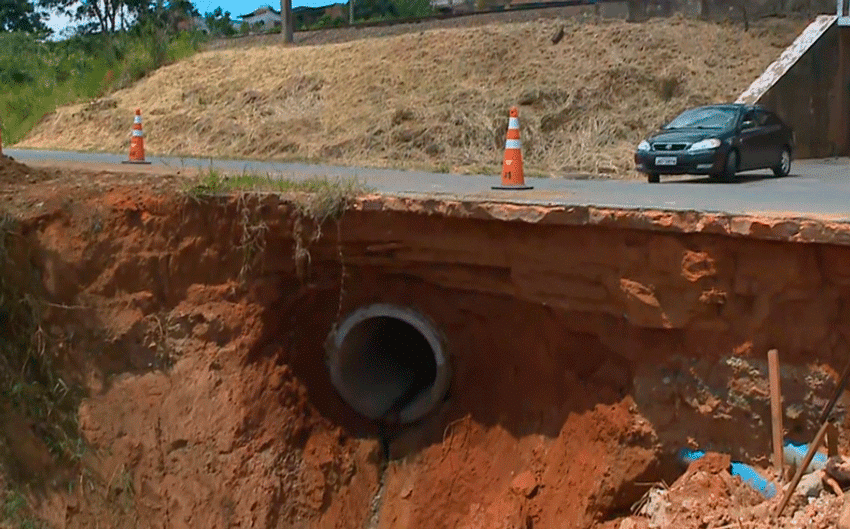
xmin=37 ymin=0 xmax=199 ymax=34
xmin=353 ymin=0 xmax=398 ymax=21
xmin=392 ymin=0 xmax=433 ymax=18
xmin=168 ymin=0 xmax=197 ymax=17
xmin=48 ymin=0 xmax=121 ymax=33
xmin=161 ymin=0 xmax=200 ymax=33
xmin=204 ymin=7 xmax=235 ymax=36
xmin=39 ymin=0 xmax=131 ymax=33
xmin=1 ymin=0 xmax=48 ymax=32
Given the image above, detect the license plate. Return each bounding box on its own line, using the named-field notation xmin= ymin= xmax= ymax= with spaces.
xmin=655 ymin=156 xmax=677 ymax=166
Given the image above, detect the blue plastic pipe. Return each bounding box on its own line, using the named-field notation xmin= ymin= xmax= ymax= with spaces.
xmin=783 ymin=440 xmax=828 ymax=474
xmin=677 ymin=448 xmax=778 ymax=499
xmin=677 ymin=437 xmax=832 ymax=500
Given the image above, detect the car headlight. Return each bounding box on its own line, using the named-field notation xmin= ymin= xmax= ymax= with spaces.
xmin=688 ymin=138 xmax=721 ymax=151
xmin=637 ymin=140 xmax=651 ymax=152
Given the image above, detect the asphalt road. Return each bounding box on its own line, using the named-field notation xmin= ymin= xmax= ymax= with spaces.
xmin=6 ymin=149 xmax=850 ymax=221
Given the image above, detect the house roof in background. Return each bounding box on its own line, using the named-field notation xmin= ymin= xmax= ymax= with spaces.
xmin=239 ymin=5 xmax=282 ymax=19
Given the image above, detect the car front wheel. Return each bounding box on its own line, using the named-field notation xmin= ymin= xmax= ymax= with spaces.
xmin=647 ymin=173 xmax=660 ymax=183
xmin=773 ymin=147 xmax=791 ymax=178
xmin=721 ymin=150 xmax=738 ymax=182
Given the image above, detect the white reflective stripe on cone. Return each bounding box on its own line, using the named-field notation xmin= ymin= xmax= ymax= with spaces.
xmin=132 ymin=130 xmax=144 ymax=137
xmin=134 ymin=116 xmax=142 ymax=123
xmin=508 ymin=117 xmax=520 ymax=129
xmin=505 ymin=139 xmax=521 ymax=149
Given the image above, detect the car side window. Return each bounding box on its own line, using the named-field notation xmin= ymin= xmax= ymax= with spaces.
xmin=754 ymin=110 xmax=769 ymax=126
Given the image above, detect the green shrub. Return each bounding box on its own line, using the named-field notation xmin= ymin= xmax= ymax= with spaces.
xmin=0 ymin=29 xmax=204 ymax=144
xmin=393 ymin=0 xmax=435 ymax=18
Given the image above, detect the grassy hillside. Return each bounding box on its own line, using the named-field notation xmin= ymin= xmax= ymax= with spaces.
xmin=0 ymin=30 xmax=205 ymax=145
xmin=17 ymin=16 xmax=805 ymax=177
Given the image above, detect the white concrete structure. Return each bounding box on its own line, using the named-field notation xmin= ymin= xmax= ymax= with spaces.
xmin=737 ymin=15 xmax=838 ymax=104
xmin=325 ymin=304 xmax=451 ymax=424
xmin=238 ymin=5 xmax=282 ymax=29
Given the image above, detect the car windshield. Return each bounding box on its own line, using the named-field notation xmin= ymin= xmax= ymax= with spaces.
xmin=663 ymin=107 xmax=737 ymax=130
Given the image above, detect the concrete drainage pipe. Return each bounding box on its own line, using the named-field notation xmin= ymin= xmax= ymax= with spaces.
xmin=325 ymin=304 xmax=451 ymax=424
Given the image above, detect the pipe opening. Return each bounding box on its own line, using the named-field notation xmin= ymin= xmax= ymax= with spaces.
xmin=326 ymin=304 xmax=450 ymax=424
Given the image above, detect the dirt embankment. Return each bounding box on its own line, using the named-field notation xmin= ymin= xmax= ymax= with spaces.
xmin=1 ymin=159 xmax=850 ymax=528
xmin=18 ymin=16 xmax=804 ymax=178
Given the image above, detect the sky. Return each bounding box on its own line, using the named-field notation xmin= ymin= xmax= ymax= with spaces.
xmin=45 ymin=0 xmax=335 ymax=37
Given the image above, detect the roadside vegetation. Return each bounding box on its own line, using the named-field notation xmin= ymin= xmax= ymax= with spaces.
xmin=0 ymin=0 xmax=434 ymax=146
xmin=187 ymin=167 xmax=366 ymax=195
xmin=0 ymin=28 xmax=206 ymax=145
xmin=0 ymin=0 xmax=215 ymax=145
xmin=185 ymin=167 xmax=367 ymax=287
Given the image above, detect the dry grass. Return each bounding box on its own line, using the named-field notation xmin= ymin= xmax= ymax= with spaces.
xmin=19 ymin=16 xmax=806 ymax=178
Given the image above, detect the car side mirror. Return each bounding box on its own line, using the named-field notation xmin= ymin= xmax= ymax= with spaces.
xmin=742 ymin=120 xmax=756 ymax=130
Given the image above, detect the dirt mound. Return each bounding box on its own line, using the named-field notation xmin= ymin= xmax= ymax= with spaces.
xmin=0 ymin=156 xmax=58 ymax=184
xmin=17 ymin=16 xmax=805 ymax=177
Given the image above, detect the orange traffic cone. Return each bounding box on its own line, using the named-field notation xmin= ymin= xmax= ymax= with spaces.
xmin=492 ymin=106 xmax=532 ymax=190
xmin=123 ymin=108 xmax=151 ymax=165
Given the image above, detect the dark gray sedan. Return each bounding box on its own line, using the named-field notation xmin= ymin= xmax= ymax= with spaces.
xmin=634 ymin=104 xmax=794 ymax=183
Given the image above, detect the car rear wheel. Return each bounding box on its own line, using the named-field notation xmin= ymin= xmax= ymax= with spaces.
xmin=647 ymin=173 xmax=660 ymax=183
xmin=721 ymin=150 xmax=738 ymax=182
xmin=772 ymin=147 xmax=791 ymax=178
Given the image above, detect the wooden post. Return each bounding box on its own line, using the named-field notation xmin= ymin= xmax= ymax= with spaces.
xmin=768 ymin=349 xmax=784 ymax=481
xmin=840 ymin=26 xmax=845 ymax=154
xmin=827 ymin=422 xmax=839 ymax=457
xmin=775 ymin=419 xmax=832 ymax=519
xmin=818 ymin=354 xmax=850 ymax=424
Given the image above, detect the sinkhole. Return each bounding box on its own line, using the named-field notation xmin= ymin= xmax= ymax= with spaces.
xmin=325 ymin=304 xmax=451 ymax=424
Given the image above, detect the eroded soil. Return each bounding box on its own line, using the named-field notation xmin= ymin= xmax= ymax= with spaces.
xmin=1 ymin=158 xmax=849 ymax=528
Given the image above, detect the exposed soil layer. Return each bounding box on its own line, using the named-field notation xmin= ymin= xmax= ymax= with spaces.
xmin=0 ymin=155 xmax=60 ymax=184
xmin=17 ymin=16 xmax=805 ymax=178
xmin=1 ymin=163 xmax=850 ymax=528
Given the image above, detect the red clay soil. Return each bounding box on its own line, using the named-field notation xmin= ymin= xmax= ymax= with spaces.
xmin=0 ymin=166 xmax=659 ymax=528
xmin=0 ymin=167 xmax=382 ymax=528
xmin=0 ymin=161 xmax=849 ymax=528
xmin=374 ymin=399 xmax=658 ymax=529
xmin=0 ymin=155 xmax=59 ymax=184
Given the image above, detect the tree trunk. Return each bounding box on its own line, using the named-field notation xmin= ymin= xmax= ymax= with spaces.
xmin=96 ymin=9 xmax=107 ymax=32
xmin=281 ymin=0 xmax=293 ymax=43
xmin=108 ymin=0 xmax=118 ymax=33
